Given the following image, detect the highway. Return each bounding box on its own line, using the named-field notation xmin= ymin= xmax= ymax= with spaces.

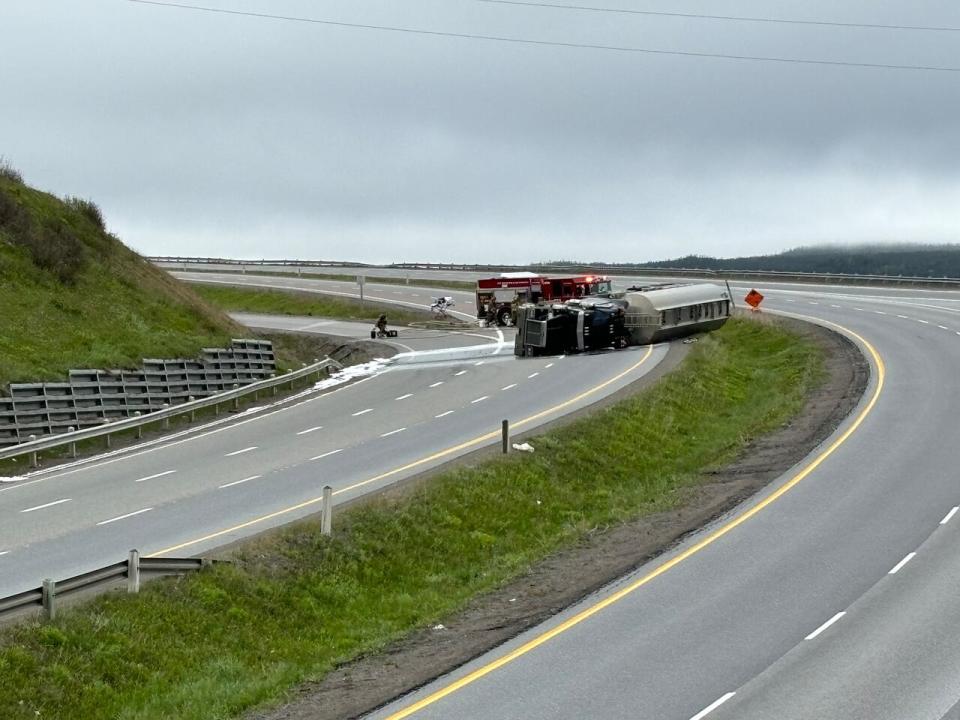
xmin=0 ymin=315 xmax=668 ymax=598
xmin=163 ymin=267 xmax=960 ymax=718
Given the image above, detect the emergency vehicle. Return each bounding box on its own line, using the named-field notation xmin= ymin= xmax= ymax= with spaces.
xmin=476 ymin=272 xmax=613 ymax=325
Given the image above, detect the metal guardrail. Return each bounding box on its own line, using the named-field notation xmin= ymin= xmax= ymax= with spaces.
xmin=0 ymin=357 xmax=342 ymax=466
xmin=0 ymin=489 xmax=338 ymax=623
xmin=147 ymin=257 xmax=960 ymax=288
xmin=0 ymin=551 xmax=207 ymax=622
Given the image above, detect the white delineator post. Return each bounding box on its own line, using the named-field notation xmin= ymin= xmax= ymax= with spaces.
xmin=321 ymin=485 xmax=333 ymax=536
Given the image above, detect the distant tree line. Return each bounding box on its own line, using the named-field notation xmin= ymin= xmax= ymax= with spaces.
xmin=542 ymin=244 xmax=960 ymax=279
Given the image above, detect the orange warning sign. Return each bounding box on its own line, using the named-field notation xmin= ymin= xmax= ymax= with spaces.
xmin=744 ymin=289 xmax=764 ymax=310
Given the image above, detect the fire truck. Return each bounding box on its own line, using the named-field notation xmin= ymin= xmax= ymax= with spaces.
xmin=476 ymin=272 xmax=613 ymax=325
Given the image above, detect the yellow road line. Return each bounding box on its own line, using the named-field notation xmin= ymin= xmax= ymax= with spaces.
xmin=148 ymin=345 xmax=655 ymax=557
xmin=384 ymin=317 xmax=884 ymax=719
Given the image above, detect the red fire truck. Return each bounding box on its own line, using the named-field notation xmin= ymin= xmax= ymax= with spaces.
xmin=476 ymin=272 xmax=613 ymax=325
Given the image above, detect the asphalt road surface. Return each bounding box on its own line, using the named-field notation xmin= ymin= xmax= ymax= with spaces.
xmin=170 ymin=266 xmax=960 ymax=719
xmin=0 ymin=313 xmax=668 ymax=598
xmin=355 ymin=281 xmax=960 ymax=720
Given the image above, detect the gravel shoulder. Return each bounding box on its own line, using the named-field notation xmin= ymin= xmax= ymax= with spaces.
xmin=249 ymin=314 xmax=869 ymax=720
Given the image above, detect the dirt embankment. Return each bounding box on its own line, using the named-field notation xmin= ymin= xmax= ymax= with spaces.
xmin=249 ymin=315 xmax=869 ymax=720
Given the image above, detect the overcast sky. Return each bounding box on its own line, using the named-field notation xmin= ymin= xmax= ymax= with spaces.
xmin=2 ymin=0 xmax=959 ymax=263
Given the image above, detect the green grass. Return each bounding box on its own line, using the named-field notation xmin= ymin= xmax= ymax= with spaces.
xmin=192 ymin=283 xmax=437 ymax=326
xmin=180 ymin=266 xmax=475 ymax=291
xmin=0 ymin=317 xmax=824 ymax=719
xmin=0 ymin=177 xmax=244 ymax=390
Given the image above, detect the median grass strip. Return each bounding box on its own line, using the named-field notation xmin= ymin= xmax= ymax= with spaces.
xmin=0 ymin=317 xmax=823 ymax=720
xmin=192 ymin=283 xmax=435 ymax=326
xmin=180 ymin=266 xmax=475 ymax=291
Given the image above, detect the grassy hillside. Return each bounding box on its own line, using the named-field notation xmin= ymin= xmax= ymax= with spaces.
xmin=0 ymin=168 xmax=246 ymax=391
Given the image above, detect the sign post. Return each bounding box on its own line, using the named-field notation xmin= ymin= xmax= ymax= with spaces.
xmin=358 ymin=275 xmax=365 ymax=310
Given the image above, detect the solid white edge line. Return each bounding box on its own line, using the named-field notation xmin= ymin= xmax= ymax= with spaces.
xmin=296 ymin=426 xmax=324 ymax=435
xmin=352 ymin=408 xmax=374 ymax=416
xmin=21 ymin=498 xmax=72 ymax=513
xmin=395 ymin=394 xmax=414 ymax=401
xmin=471 ymin=396 xmax=489 ymax=403
xmin=219 ymin=475 xmax=263 ymax=489
xmin=134 ymin=470 xmax=177 ymax=483
xmin=501 ymin=384 xmax=518 ymax=391
xmin=888 ymin=552 xmax=916 ymax=575
xmin=690 ymin=692 xmax=736 ymax=720
xmin=435 ymin=411 xmax=454 ymax=418
xmin=805 ymin=611 xmax=846 ymax=640
xmin=310 ymin=449 xmax=343 ymax=461
xmin=381 ymin=428 xmax=407 ymax=437
xmin=225 ymin=446 xmax=257 ymax=457
xmin=940 ymin=506 xmax=959 ymax=525
xmin=96 ymin=507 xmax=153 ymax=526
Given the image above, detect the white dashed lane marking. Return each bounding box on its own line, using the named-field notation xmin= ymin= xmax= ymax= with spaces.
xmin=455 ymin=370 xmax=467 ymax=376
xmin=96 ymin=507 xmax=153 ymax=526
xmin=501 ymin=384 xmax=518 ymax=391
xmin=435 ymin=410 xmax=454 ymax=418
xmin=471 ymin=396 xmax=489 ymax=404
xmin=897 ymin=315 xmax=909 ymax=319
xmin=225 ymin=446 xmax=258 ymax=457
xmin=381 ymin=428 xmax=407 ymax=437
xmin=0 ymin=551 xmax=8 ymax=557
xmin=135 ymin=470 xmax=177 ymax=483
xmin=296 ymin=426 xmax=323 ymax=435
xmin=395 ymin=394 xmax=414 ymax=401
xmin=888 ymin=552 xmax=916 ymax=575
xmin=21 ymin=498 xmax=72 ymax=514
xmin=805 ymin=611 xmax=846 ymax=640
xmin=938 ymin=325 xmax=949 ymax=330
xmin=429 ymin=381 xmax=444 ymax=388
xmin=545 ymin=363 xmax=554 ymax=368
xmin=690 ymin=692 xmax=736 ymax=720
xmin=917 ymin=319 xmax=930 ymax=324
xmin=528 ymin=372 xmax=540 ymax=379
xmin=311 ymin=449 xmax=343 ymax=461
xmin=219 ymin=475 xmax=263 ymax=489
xmin=352 ymin=408 xmax=374 ymax=416
xmin=941 ymin=507 xmax=959 ymax=525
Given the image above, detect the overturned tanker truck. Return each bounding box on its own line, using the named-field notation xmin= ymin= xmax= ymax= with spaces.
xmin=515 ymin=282 xmax=732 ymax=357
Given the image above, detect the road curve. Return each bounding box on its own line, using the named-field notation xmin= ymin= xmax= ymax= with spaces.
xmin=340 ymin=280 xmax=960 ymax=719
xmin=0 ymin=314 xmax=669 ymax=598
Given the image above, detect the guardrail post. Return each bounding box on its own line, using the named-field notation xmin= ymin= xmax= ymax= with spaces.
xmin=321 ymin=485 xmax=333 ymax=536
xmin=68 ymin=427 xmax=76 ymax=457
xmin=188 ymin=397 xmax=196 ymax=422
xmin=134 ymin=412 xmax=143 ymax=438
xmin=232 ymin=385 xmax=240 ymax=411
xmin=42 ymin=578 xmax=57 ymax=620
xmin=162 ymin=403 xmax=171 ymax=429
xmin=127 ymin=549 xmax=141 ymax=594
xmin=28 ymin=435 xmax=38 ymax=467
xmin=502 ymin=420 xmax=509 ymax=454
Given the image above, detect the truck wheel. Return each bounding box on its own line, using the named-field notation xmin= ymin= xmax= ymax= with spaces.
xmin=496 ymin=307 xmax=513 ymax=326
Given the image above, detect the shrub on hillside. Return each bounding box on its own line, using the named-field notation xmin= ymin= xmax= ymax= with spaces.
xmin=0 ymin=157 xmax=22 ymax=183
xmin=26 ymin=222 xmax=86 ymax=283
xmin=65 ymin=196 xmax=106 ymax=231
xmin=0 ymin=188 xmax=86 ymax=282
